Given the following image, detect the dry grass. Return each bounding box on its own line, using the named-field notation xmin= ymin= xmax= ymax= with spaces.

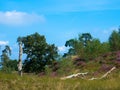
xmin=0 ymin=71 xmax=120 ymax=90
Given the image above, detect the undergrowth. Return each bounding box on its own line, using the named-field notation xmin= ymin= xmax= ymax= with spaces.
xmin=0 ymin=71 xmax=120 ymax=90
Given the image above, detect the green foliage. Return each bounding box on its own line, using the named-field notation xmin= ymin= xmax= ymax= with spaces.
xmin=85 ymin=39 xmax=110 ymax=60
xmin=109 ymin=30 xmax=120 ymax=51
xmin=101 ymin=42 xmax=110 ymax=53
xmin=65 ymin=33 xmax=110 ymax=60
xmin=84 ymin=39 xmax=100 ymax=59
xmin=0 ymin=59 xmax=18 ymax=73
xmin=6 ymin=60 xmax=18 ymax=71
xmin=65 ymin=39 xmax=79 ymax=55
xmin=79 ymin=33 xmax=92 ymax=46
xmin=65 ymin=33 xmax=92 ymax=56
xmin=65 ymin=33 xmax=93 ymax=59
xmin=19 ymin=32 xmax=58 ymax=73
xmin=0 ymin=45 xmax=17 ymax=73
xmin=57 ymin=57 xmax=75 ymax=75
xmin=1 ymin=53 xmax=9 ymax=67
xmin=1 ymin=45 xmax=11 ymax=63
xmin=45 ymin=65 xmax=52 ymax=76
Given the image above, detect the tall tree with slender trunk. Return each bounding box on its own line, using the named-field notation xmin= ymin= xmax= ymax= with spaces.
xmin=17 ymin=37 xmax=23 ymax=76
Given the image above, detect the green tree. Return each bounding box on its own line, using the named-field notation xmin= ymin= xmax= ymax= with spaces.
xmin=79 ymin=33 xmax=92 ymax=46
xmin=5 ymin=59 xmax=18 ymax=71
xmin=85 ymin=39 xmax=101 ymax=59
xmin=0 ymin=45 xmax=12 ymax=72
xmin=64 ymin=33 xmax=92 ymax=58
xmin=19 ymin=32 xmax=58 ymax=73
xmin=101 ymin=42 xmax=110 ymax=53
xmin=85 ymin=39 xmax=110 ymax=60
xmin=65 ymin=39 xmax=79 ymax=55
xmin=65 ymin=33 xmax=110 ymax=60
xmin=57 ymin=57 xmax=75 ymax=75
xmin=109 ymin=30 xmax=120 ymax=51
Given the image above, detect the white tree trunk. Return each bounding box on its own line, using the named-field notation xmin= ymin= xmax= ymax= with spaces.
xmin=18 ymin=42 xmax=23 ymax=76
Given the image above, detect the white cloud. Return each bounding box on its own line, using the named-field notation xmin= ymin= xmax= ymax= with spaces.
xmin=102 ymin=27 xmax=118 ymax=35
xmin=0 ymin=41 xmax=9 ymax=45
xmin=58 ymin=46 xmax=68 ymax=52
xmin=0 ymin=10 xmax=45 ymax=26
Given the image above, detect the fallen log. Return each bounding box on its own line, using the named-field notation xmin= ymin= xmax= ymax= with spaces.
xmin=100 ymin=66 xmax=116 ymax=79
xmin=61 ymin=72 xmax=88 ymax=80
xmin=89 ymin=66 xmax=116 ymax=80
xmin=61 ymin=66 xmax=116 ymax=80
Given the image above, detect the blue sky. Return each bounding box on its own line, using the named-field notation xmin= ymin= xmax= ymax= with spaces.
xmin=0 ymin=0 xmax=120 ymax=59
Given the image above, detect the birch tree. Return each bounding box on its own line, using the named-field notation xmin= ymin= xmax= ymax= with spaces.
xmin=17 ymin=37 xmax=23 ymax=76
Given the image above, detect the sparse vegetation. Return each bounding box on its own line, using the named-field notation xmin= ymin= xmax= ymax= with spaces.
xmin=0 ymin=71 xmax=120 ymax=90
xmin=1 ymin=28 xmax=120 ymax=90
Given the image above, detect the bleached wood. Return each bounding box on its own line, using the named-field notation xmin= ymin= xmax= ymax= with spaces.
xmin=89 ymin=66 xmax=116 ymax=80
xmin=18 ymin=41 xmax=23 ymax=76
xmin=61 ymin=67 xmax=116 ymax=80
xmin=99 ymin=66 xmax=116 ymax=79
xmin=61 ymin=72 xmax=88 ymax=80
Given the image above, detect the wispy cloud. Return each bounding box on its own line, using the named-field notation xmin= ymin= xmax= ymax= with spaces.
xmin=102 ymin=27 xmax=118 ymax=35
xmin=92 ymin=26 xmax=118 ymax=42
xmin=0 ymin=41 xmax=9 ymax=45
xmin=103 ymin=30 xmax=110 ymax=34
xmin=0 ymin=10 xmax=45 ymax=26
xmin=58 ymin=46 xmax=69 ymax=53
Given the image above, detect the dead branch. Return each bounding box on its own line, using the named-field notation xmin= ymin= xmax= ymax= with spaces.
xmin=61 ymin=66 xmax=116 ymax=80
xmin=89 ymin=66 xmax=116 ymax=80
xmin=61 ymin=72 xmax=88 ymax=80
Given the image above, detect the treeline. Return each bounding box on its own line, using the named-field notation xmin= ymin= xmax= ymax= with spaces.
xmin=1 ymin=27 xmax=120 ymax=74
xmin=64 ymin=33 xmax=110 ymax=60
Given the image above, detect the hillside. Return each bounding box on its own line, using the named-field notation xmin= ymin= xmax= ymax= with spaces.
xmin=1 ymin=51 xmax=120 ymax=90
